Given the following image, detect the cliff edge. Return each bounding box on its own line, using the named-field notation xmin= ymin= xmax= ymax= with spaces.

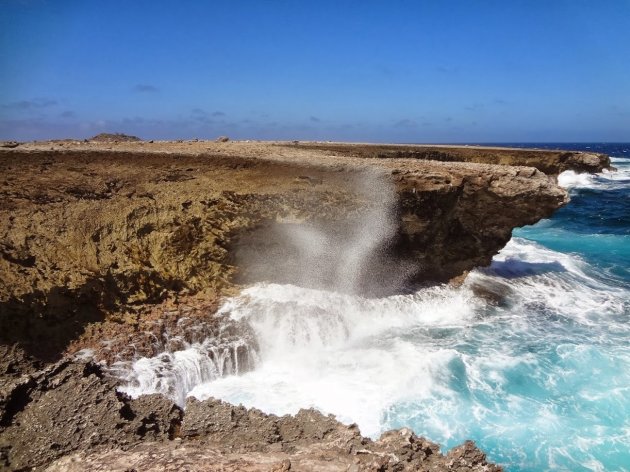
xmin=0 ymin=141 xmax=573 ymax=360
xmin=0 ymin=140 xmax=608 ymax=471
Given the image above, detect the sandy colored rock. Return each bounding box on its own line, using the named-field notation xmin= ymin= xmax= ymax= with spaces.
xmin=0 ymin=140 xmax=577 ymax=361
xmin=0 ymin=139 xmax=605 ymax=471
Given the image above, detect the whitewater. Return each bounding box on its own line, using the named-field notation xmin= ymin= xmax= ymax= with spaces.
xmin=118 ymin=145 xmax=630 ymax=471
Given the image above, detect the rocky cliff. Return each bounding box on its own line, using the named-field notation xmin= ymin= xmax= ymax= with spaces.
xmin=0 ymin=140 xmax=607 ymax=470
xmin=0 ymin=141 xmax=577 ymax=360
xmin=0 ymin=351 xmax=501 ymax=471
xmin=288 ymin=142 xmax=611 ymax=175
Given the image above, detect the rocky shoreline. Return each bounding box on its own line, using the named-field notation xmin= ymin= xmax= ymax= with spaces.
xmin=1 ymin=349 xmax=501 ymax=471
xmin=0 ymin=140 xmax=610 ymax=470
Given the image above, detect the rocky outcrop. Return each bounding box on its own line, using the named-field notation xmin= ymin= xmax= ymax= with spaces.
xmin=0 ymin=356 xmax=501 ymax=471
xmin=0 ymin=142 xmax=573 ymax=360
xmin=0 ymin=356 xmax=181 ymax=470
xmin=289 ymin=142 xmax=612 ymax=175
xmin=90 ymin=133 xmax=141 ymax=143
xmin=0 ymin=140 xmax=604 ymax=471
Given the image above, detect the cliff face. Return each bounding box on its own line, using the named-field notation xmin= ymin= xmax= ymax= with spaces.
xmin=1 ymin=143 xmax=568 ymax=360
xmin=289 ymin=142 xmax=612 ymax=175
xmin=0 ymin=140 xmax=606 ymax=471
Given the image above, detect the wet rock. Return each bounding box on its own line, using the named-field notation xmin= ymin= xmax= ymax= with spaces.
xmin=0 ymin=352 xmax=505 ymax=471
xmin=0 ymin=140 xmax=594 ymax=469
xmin=445 ymin=440 xmax=502 ymax=471
xmin=31 ymin=374 xmax=503 ymax=471
xmin=0 ymin=359 xmax=183 ymax=470
xmin=0 ymin=143 xmax=584 ymax=359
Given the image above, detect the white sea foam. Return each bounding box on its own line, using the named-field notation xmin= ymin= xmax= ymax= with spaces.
xmin=557 ymin=170 xmax=596 ymax=188
xmin=115 ymin=337 xmax=257 ymax=406
xmin=116 ymin=235 xmax=629 ymax=470
xmin=558 ymin=161 xmax=630 ymax=191
xmin=470 ymin=238 xmax=629 ymax=324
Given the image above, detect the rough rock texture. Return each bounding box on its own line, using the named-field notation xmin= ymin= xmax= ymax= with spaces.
xmin=0 ymin=358 xmax=181 ymax=470
xmin=0 ymin=141 xmax=572 ymax=360
xmin=290 ymin=142 xmax=612 ymax=175
xmin=0 ymin=139 xmax=604 ymax=471
xmin=0 ymin=357 xmax=501 ymax=471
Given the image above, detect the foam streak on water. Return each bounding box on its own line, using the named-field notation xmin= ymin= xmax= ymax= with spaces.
xmin=120 ymin=146 xmax=630 ymax=471
xmin=116 ymin=337 xmax=258 ymax=407
xmin=184 ymin=240 xmax=629 ymax=471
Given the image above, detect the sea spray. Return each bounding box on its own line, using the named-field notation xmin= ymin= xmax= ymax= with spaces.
xmin=118 ymin=145 xmax=630 ymax=471
xmin=114 ymin=315 xmax=260 ymax=407
xmin=119 ymin=237 xmax=629 ymax=470
xmin=231 ymin=169 xmax=416 ymax=296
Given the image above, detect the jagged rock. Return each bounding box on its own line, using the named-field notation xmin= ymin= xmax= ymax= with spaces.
xmin=0 ymin=359 xmax=184 ymax=470
xmin=0 ymin=357 xmax=502 ymax=471
xmin=0 ymin=141 xmax=596 ymax=360
xmin=0 ymin=140 xmax=603 ymax=470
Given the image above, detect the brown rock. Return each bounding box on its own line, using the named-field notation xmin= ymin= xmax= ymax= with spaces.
xmin=0 ymin=357 xmax=503 ymax=471
xmin=0 ymin=141 xmax=585 ymax=360
xmin=90 ymin=133 xmax=141 ymax=143
xmin=290 ymin=142 xmax=611 ymax=175
xmin=0 ymin=140 xmax=596 ymax=470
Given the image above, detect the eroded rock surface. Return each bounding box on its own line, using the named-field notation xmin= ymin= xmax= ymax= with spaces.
xmin=0 ymin=357 xmax=501 ymax=471
xmin=1 ymin=142 xmax=572 ymax=360
xmin=0 ymin=140 xmax=604 ymax=470
xmin=289 ymin=142 xmax=611 ymax=175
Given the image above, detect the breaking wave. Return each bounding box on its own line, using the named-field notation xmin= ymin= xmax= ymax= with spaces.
xmin=118 ymin=149 xmax=630 ymax=471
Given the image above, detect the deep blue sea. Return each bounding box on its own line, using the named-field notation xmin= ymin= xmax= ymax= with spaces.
xmin=118 ymin=143 xmax=630 ymax=472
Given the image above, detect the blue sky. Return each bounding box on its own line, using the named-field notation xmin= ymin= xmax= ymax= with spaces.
xmin=1 ymin=0 xmax=629 ymax=142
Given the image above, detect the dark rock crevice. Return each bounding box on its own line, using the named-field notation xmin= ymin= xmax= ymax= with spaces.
xmin=0 ymin=141 xmax=606 ymax=470
xmin=0 ymin=357 xmax=502 ymax=471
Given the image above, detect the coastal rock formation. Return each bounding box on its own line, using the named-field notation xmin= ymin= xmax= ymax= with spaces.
xmin=0 ymin=142 xmax=572 ymax=360
xmin=0 ymin=140 xmax=607 ymax=470
xmin=0 ymin=355 xmax=501 ymax=471
xmin=289 ymin=142 xmax=612 ymax=175
xmin=90 ymin=133 xmax=141 ymax=143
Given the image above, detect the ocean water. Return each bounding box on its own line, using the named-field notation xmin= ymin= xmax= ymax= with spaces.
xmin=119 ymin=143 xmax=630 ymax=471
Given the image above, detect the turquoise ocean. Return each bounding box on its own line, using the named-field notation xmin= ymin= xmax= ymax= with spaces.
xmin=119 ymin=143 xmax=630 ymax=471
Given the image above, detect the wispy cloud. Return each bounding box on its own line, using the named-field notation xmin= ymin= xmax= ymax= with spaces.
xmin=465 ymin=103 xmax=485 ymax=111
xmin=132 ymin=84 xmax=159 ymax=93
xmin=191 ymin=109 xmax=226 ymax=122
xmin=394 ymin=118 xmax=417 ymax=128
xmin=2 ymin=98 xmax=58 ymax=110
xmin=191 ymin=108 xmax=211 ymax=123
xmin=59 ymin=110 xmax=76 ymax=119
xmin=310 ymin=116 xmax=321 ymax=123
